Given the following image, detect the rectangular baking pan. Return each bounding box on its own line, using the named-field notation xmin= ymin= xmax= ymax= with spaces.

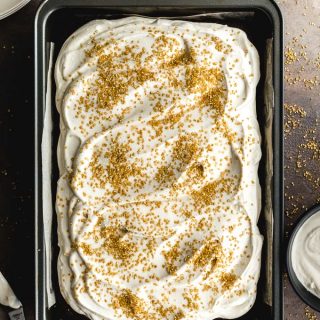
xmin=35 ymin=0 xmax=283 ymax=319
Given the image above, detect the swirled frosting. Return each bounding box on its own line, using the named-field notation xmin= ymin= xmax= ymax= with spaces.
xmin=292 ymin=211 xmax=320 ymax=299
xmin=55 ymin=17 xmax=262 ymax=320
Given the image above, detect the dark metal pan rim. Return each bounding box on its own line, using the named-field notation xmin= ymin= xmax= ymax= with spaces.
xmin=35 ymin=0 xmax=283 ymax=27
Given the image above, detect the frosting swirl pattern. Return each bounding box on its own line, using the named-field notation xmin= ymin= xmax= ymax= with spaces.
xmin=55 ymin=17 xmax=262 ymax=320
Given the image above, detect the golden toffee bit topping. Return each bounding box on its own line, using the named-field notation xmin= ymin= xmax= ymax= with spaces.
xmin=191 ymin=175 xmax=237 ymax=206
xmin=74 ymin=225 xmax=136 ymax=261
xmin=182 ymin=290 xmax=200 ymax=311
xmin=285 ymin=47 xmax=299 ymax=65
xmin=148 ymin=109 xmax=184 ymax=136
xmin=82 ymin=139 xmax=145 ymax=197
xmin=77 ymin=242 xmax=94 ymax=256
xmin=174 ymin=311 xmax=185 ymax=320
xmin=186 ymin=66 xmax=227 ymax=114
xmin=113 ymin=290 xmax=149 ymax=319
xmin=172 ymin=135 xmax=199 ymax=164
xmin=220 ymin=272 xmax=237 ymax=291
xmin=191 ymin=240 xmax=222 ymax=269
xmin=80 ymin=43 xmax=155 ymax=120
xmin=155 ymin=165 xmax=175 ymax=187
xmin=304 ymin=307 xmax=318 ymax=320
xmin=186 ymin=162 xmax=205 ymax=181
xmin=84 ymin=37 xmax=106 ymax=58
xmin=97 ymin=58 xmax=154 ymax=109
xmin=284 ymin=103 xmax=307 ymax=135
xmin=152 ymin=35 xmax=194 ymax=66
xmin=155 ymin=303 xmax=185 ymax=319
xmin=101 ymin=227 xmax=136 ymax=260
xmin=163 ymin=243 xmax=181 ymax=275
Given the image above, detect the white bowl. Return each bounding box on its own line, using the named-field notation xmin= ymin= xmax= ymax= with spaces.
xmin=0 ymin=0 xmax=30 ymax=20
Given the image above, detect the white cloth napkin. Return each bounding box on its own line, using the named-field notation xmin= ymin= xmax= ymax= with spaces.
xmin=0 ymin=271 xmax=21 ymax=309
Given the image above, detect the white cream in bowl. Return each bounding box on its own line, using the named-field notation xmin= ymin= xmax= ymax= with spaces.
xmin=292 ymin=210 xmax=320 ymax=299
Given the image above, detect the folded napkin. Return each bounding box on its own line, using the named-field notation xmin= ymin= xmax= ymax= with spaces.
xmin=0 ymin=271 xmax=21 ymax=309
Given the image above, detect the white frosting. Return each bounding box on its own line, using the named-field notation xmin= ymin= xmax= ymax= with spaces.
xmin=55 ymin=17 xmax=262 ymax=320
xmin=292 ymin=211 xmax=320 ymax=299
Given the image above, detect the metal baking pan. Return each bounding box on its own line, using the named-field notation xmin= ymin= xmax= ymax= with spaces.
xmin=35 ymin=0 xmax=283 ymax=319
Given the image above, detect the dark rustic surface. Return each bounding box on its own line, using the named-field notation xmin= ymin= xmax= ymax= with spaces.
xmin=0 ymin=0 xmax=319 ymax=319
xmin=279 ymin=0 xmax=320 ymax=319
xmin=0 ymin=0 xmax=37 ymax=319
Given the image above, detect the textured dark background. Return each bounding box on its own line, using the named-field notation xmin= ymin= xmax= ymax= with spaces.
xmin=0 ymin=0 xmax=320 ymax=319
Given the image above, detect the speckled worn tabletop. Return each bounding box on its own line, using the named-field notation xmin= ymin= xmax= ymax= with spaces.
xmin=0 ymin=0 xmax=319 ymax=319
xmin=279 ymin=0 xmax=320 ymax=319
